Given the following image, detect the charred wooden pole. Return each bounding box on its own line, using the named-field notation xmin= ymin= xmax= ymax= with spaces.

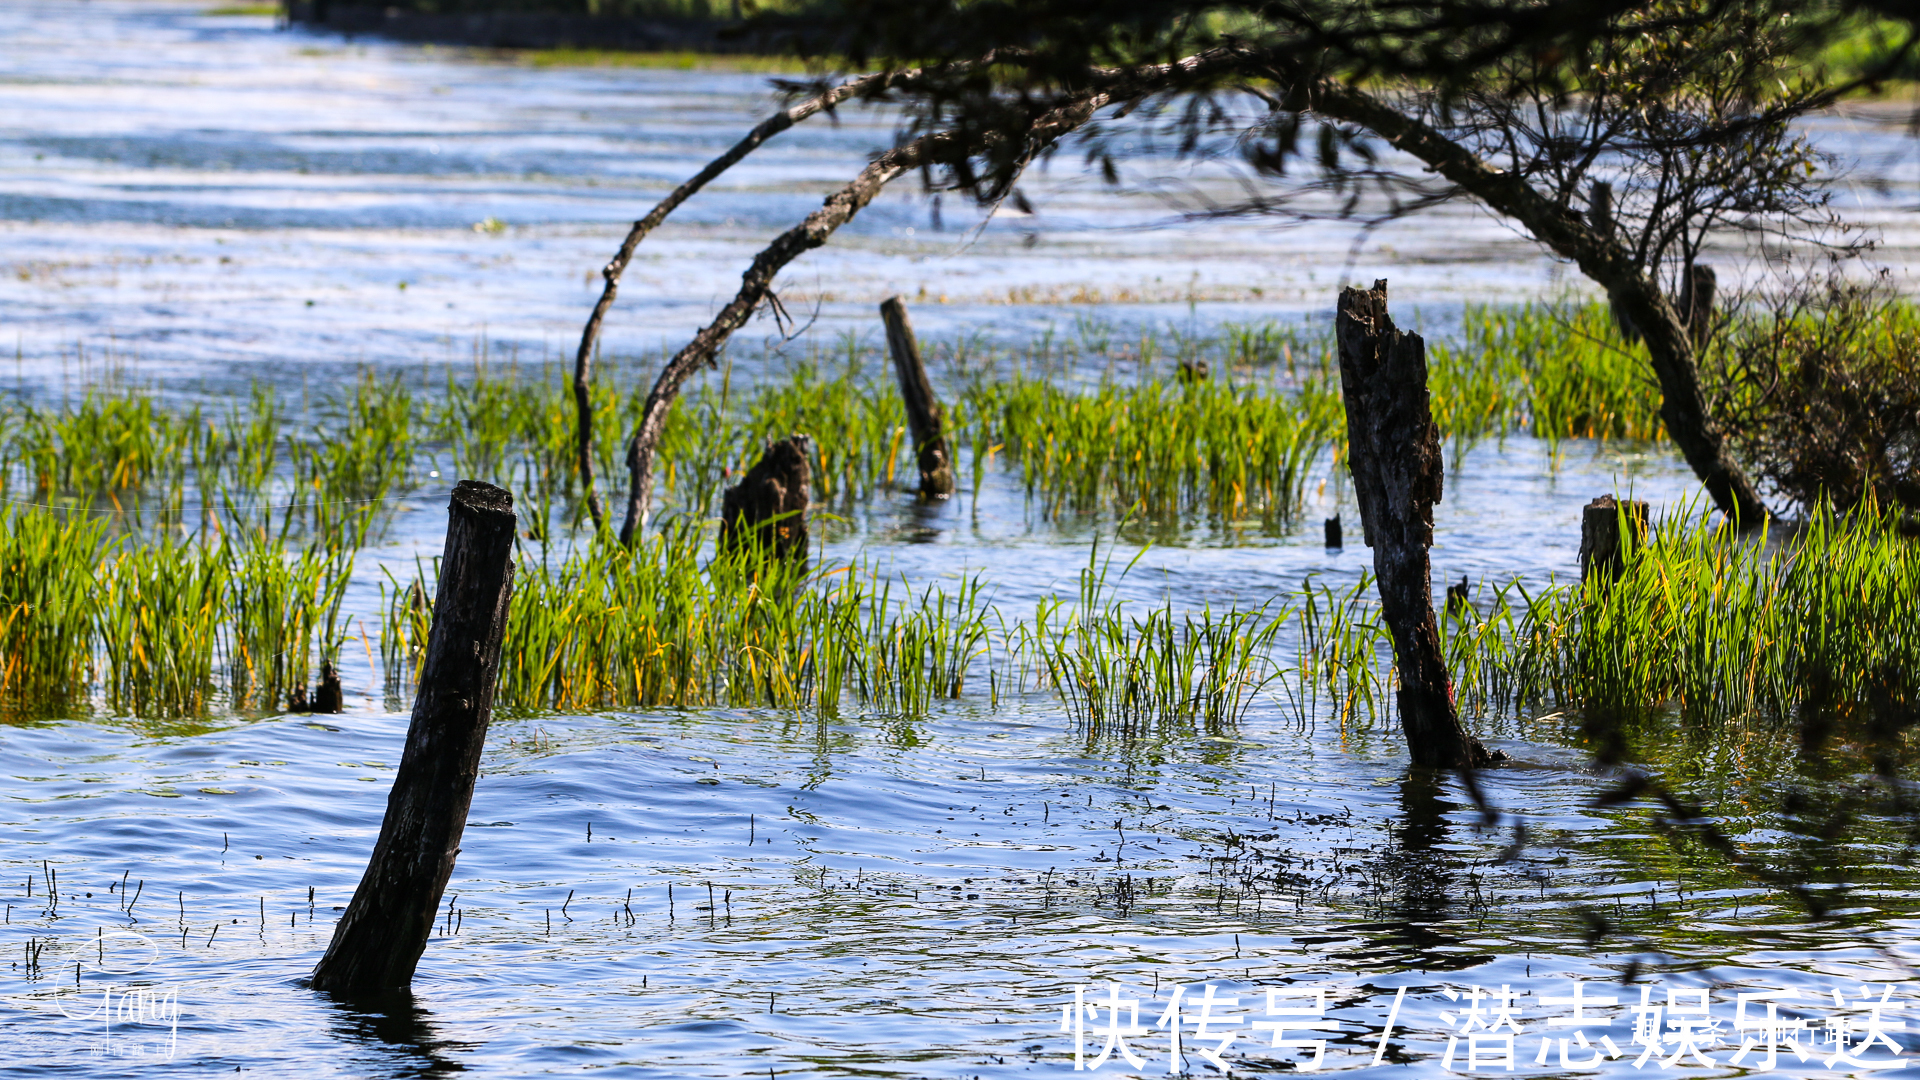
xmin=1678 ymin=263 xmax=1717 ymax=352
xmin=719 ymin=435 xmax=812 ymax=560
xmin=1579 ymin=494 xmax=1650 ymax=584
xmin=1334 ymin=281 xmax=1493 ymax=771
xmin=309 ymin=481 xmax=517 ymax=995
xmin=879 ymin=296 xmax=954 ymax=497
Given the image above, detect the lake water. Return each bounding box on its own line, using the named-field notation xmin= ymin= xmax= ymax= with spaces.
xmin=1 ymin=3 xmax=1917 ymax=1077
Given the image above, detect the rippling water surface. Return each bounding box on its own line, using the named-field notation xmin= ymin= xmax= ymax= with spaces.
xmin=2 ymin=3 xmax=1919 ymax=1077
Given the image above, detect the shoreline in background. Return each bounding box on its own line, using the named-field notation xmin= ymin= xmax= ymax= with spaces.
xmin=281 ymin=1 xmax=790 ymax=57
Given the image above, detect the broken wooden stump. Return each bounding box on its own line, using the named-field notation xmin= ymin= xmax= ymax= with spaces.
xmin=719 ymin=435 xmax=812 ymax=559
xmin=1579 ymin=495 xmax=1649 ymax=584
xmin=309 ymin=480 xmax=517 ymax=995
xmin=879 ymin=297 xmax=954 ymax=498
xmin=1334 ymin=279 xmax=1494 ymax=771
xmin=1679 ymin=263 xmax=1717 ymax=352
xmin=313 ymin=660 xmax=343 ymax=714
xmin=1324 ymin=514 xmax=1342 ymax=549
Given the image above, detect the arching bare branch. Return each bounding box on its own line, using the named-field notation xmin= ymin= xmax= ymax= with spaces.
xmin=614 ymin=48 xmax=1245 ymax=541
xmin=570 ymin=61 xmax=988 ymax=529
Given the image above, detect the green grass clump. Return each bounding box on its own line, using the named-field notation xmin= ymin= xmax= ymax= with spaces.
xmin=443 ymin=524 xmax=993 ymax=716
xmin=1022 ymin=545 xmax=1285 ymax=739
xmin=0 ymin=505 xmax=355 ymax=720
xmin=1505 ymin=501 xmax=1918 ymax=724
xmin=961 ymin=374 xmax=1341 ymax=532
xmin=0 ymin=508 xmax=107 ymax=716
xmin=1383 ymin=500 xmax=1920 ymax=731
xmin=1427 ymin=302 xmax=1663 ymax=456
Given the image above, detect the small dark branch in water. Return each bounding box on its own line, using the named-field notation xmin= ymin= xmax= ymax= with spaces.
xmin=313 ymin=660 xmax=343 ymax=714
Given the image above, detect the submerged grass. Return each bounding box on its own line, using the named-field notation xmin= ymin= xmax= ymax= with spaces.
xmin=0 ymin=301 xmax=1893 ymax=732
xmin=0 ymin=508 xmax=354 ymax=720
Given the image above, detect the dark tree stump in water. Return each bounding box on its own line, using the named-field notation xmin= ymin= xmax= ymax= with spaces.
xmin=1579 ymin=495 xmax=1650 ymax=583
xmin=1679 ymin=263 xmax=1717 ymax=351
xmin=313 ymin=661 xmax=343 ymax=714
xmin=310 ymin=480 xmax=516 ymax=995
xmin=720 ymin=436 xmax=812 ymax=559
xmin=1324 ymin=514 xmax=1343 ymax=549
xmin=1334 ymin=280 xmax=1494 ymax=771
xmin=880 ymin=298 xmax=954 ymax=498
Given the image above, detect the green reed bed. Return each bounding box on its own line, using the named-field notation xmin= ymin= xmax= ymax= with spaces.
xmin=1427 ymin=302 xmax=1664 ymax=455
xmin=1493 ymin=501 xmax=1918 ymax=725
xmin=0 ymin=507 xmax=355 ymax=719
xmin=1019 ymin=545 xmax=1288 ymax=738
xmin=0 ymin=302 xmax=1669 ymax=554
xmin=394 ymin=523 xmax=995 ymax=717
xmin=960 ymin=374 xmax=1342 ymax=531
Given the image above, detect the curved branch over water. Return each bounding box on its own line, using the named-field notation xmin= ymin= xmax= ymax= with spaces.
xmin=570 ymin=62 xmax=982 ymax=529
xmin=615 ymin=48 xmax=1247 ymax=541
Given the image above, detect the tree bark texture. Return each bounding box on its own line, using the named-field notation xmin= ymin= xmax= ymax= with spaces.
xmin=569 ymin=65 xmax=978 ymax=530
xmin=309 ymin=481 xmax=517 ymax=995
xmin=719 ymin=436 xmax=812 ymax=559
xmin=1274 ymin=65 xmax=1769 ymax=527
xmin=879 ymin=296 xmax=955 ymax=497
xmin=1335 ymin=281 xmax=1493 ymax=771
xmin=1579 ymin=494 xmax=1650 ymax=583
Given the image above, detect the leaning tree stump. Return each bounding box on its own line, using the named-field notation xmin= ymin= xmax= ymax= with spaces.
xmin=1579 ymin=495 xmax=1649 ymax=584
xmin=720 ymin=435 xmax=812 ymax=559
xmin=1334 ymin=280 xmax=1493 ymax=771
xmin=309 ymin=480 xmax=517 ymax=995
xmin=1679 ymin=263 xmax=1717 ymax=352
xmin=880 ymin=297 xmax=955 ymax=498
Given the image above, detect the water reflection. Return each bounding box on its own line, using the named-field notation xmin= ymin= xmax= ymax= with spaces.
xmin=1348 ymin=773 xmax=1492 ymax=973
xmin=321 ymin=989 xmax=471 ymax=1078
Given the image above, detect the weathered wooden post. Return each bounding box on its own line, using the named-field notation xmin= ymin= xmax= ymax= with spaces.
xmin=1679 ymin=263 xmax=1716 ymax=352
xmin=1590 ymin=182 xmax=1638 ymax=344
xmin=719 ymin=435 xmax=812 ymax=560
xmin=1324 ymin=514 xmax=1342 ymax=549
xmin=309 ymin=481 xmax=516 ymax=995
xmin=1334 ymin=280 xmax=1493 ymax=770
xmin=1578 ymin=495 xmax=1649 ymax=584
xmin=879 ymin=297 xmax=955 ymax=498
